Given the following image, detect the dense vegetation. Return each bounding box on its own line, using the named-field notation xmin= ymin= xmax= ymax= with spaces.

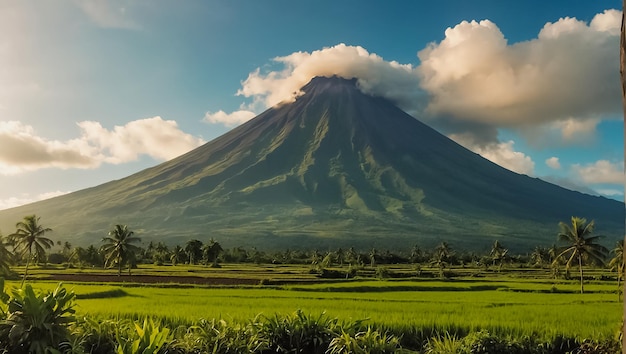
xmin=0 ymin=215 xmax=623 ymax=353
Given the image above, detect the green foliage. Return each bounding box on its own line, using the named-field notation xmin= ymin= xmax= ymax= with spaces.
xmin=171 ymin=317 xmax=267 ymax=354
xmin=115 ymin=318 xmax=171 ymax=354
xmin=260 ymin=310 xmax=342 ymax=353
xmin=71 ymin=317 xmax=118 ymax=354
xmin=0 ymin=283 xmax=75 ymax=354
xmin=327 ymin=327 xmax=400 ymax=354
xmin=424 ymin=332 xmax=463 ymax=354
xmin=375 ymin=266 xmax=391 ymax=279
xmin=554 ymin=216 xmax=609 ymax=293
xmin=9 ymin=214 xmax=53 ymax=286
xmin=101 ymin=224 xmax=141 ymax=276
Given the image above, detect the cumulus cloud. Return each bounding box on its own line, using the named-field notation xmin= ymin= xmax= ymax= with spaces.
xmin=546 ymin=157 xmax=561 ymax=170
xmin=0 ymin=117 xmax=204 ymax=175
xmin=550 ymin=118 xmax=599 ymax=143
xmin=0 ymin=190 xmax=69 ymax=211
xmin=78 ymin=117 xmax=205 ymax=164
xmin=0 ymin=121 xmax=98 ymax=174
xmin=572 ymin=160 xmax=624 ymax=184
xmin=417 ymin=10 xmax=620 ymax=141
xmin=204 ymin=43 xmax=424 ymax=127
xmin=450 ymin=134 xmax=535 ymax=175
xmin=204 ymin=110 xmax=256 ymax=127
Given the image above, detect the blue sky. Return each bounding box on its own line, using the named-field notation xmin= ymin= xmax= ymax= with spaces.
xmin=0 ymin=0 xmax=623 ymax=209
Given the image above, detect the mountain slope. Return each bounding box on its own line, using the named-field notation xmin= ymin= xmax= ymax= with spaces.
xmin=0 ymin=76 xmax=622 ymax=251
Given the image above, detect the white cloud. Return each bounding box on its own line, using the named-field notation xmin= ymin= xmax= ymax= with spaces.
xmin=595 ymin=188 xmax=624 ymax=198
xmin=0 ymin=190 xmax=69 ymax=211
xmin=572 ymin=160 xmax=624 ymax=184
xmin=417 ymin=11 xmax=620 ymax=137
xmin=78 ymin=117 xmax=205 ymax=164
xmin=0 ymin=117 xmax=204 ymax=175
xmin=0 ymin=121 xmax=99 ymax=174
xmin=550 ymin=118 xmax=599 ymax=143
xmin=237 ymin=43 xmax=420 ymax=111
xmin=204 ymin=110 xmax=256 ymax=127
xmin=545 ymin=157 xmax=561 ymax=170
xmin=450 ymin=134 xmax=535 ymax=175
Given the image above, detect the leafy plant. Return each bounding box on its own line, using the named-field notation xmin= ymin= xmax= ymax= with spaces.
xmin=70 ymin=316 xmax=118 ymax=354
xmin=171 ymin=317 xmax=267 ymax=354
xmin=260 ymin=310 xmax=340 ymax=353
xmin=461 ymin=330 xmax=524 ymax=354
xmin=0 ymin=283 xmax=76 ymax=354
xmin=327 ymin=327 xmax=401 ymax=354
xmin=115 ymin=318 xmax=171 ymax=354
xmin=423 ymin=332 xmax=463 ymax=354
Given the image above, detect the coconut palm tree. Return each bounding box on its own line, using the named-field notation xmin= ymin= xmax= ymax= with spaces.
xmin=101 ymin=224 xmax=141 ymax=276
xmin=553 ymin=217 xmax=608 ymax=293
xmin=202 ymin=238 xmax=223 ymax=267
xmin=185 ymin=239 xmax=203 ymax=265
xmin=608 ymin=240 xmax=624 ymax=300
xmin=529 ymin=246 xmax=547 ymax=268
xmin=431 ymin=242 xmax=452 ymax=278
xmin=489 ymin=240 xmax=508 ymax=271
xmin=0 ymin=233 xmax=13 ymax=277
xmin=170 ymin=245 xmax=185 ymax=266
xmin=9 ymin=215 xmax=53 ymax=287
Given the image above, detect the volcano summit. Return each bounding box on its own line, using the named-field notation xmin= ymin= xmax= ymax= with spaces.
xmin=0 ymin=76 xmax=622 ymax=250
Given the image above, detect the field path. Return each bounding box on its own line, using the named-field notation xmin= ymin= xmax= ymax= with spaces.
xmin=45 ymin=273 xmax=259 ymax=286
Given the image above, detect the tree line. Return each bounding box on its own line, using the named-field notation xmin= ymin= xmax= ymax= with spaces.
xmin=0 ymin=215 xmax=623 ymax=294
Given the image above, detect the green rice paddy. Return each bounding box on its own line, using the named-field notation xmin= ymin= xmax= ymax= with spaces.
xmin=11 ymin=269 xmax=621 ymax=343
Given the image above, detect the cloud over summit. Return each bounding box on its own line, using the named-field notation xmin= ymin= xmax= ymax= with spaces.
xmin=217 ymin=10 xmax=620 ymax=146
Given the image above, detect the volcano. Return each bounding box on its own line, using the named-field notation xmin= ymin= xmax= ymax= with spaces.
xmin=0 ymin=76 xmax=623 ymax=250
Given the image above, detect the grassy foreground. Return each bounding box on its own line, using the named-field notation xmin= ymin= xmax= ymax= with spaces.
xmin=12 ymin=270 xmax=622 ymax=341
xmin=2 ymin=263 xmax=622 ymax=353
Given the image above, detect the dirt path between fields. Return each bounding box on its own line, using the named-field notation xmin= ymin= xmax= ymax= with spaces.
xmin=44 ymin=273 xmax=260 ymax=286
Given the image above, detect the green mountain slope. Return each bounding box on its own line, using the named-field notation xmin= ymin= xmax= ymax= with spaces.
xmin=0 ymin=76 xmax=623 ymax=251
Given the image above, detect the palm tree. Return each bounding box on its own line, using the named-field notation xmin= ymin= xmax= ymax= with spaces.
xmin=369 ymin=248 xmax=377 ymax=268
xmin=185 ymin=239 xmax=203 ymax=265
xmin=202 ymin=238 xmax=223 ymax=267
xmin=553 ymin=217 xmax=608 ymax=293
xmin=489 ymin=240 xmax=508 ymax=272
xmin=608 ymin=240 xmax=624 ymax=300
xmin=9 ymin=215 xmax=53 ymax=287
xmin=170 ymin=245 xmax=184 ymax=266
xmin=431 ymin=242 xmax=452 ymax=278
xmin=529 ymin=246 xmax=547 ymax=268
xmin=101 ymin=224 xmax=141 ymax=276
xmin=0 ymin=233 xmax=14 ymax=277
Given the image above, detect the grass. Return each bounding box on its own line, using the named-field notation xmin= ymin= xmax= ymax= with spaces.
xmin=8 ymin=274 xmax=620 ymax=343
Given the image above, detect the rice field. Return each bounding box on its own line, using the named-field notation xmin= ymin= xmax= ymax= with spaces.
xmin=11 ymin=273 xmax=622 ymax=343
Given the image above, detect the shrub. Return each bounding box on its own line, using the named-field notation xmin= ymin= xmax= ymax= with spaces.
xmin=461 ymin=330 xmax=525 ymax=354
xmin=260 ymin=310 xmax=341 ymax=353
xmin=70 ymin=317 xmax=118 ymax=354
xmin=423 ymin=332 xmax=463 ymax=354
xmin=327 ymin=327 xmax=401 ymax=354
xmin=115 ymin=318 xmax=171 ymax=354
xmin=0 ymin=283 xmax=76 ymax=354
xmin=171 ymin=317 xmax=267 ymax=354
